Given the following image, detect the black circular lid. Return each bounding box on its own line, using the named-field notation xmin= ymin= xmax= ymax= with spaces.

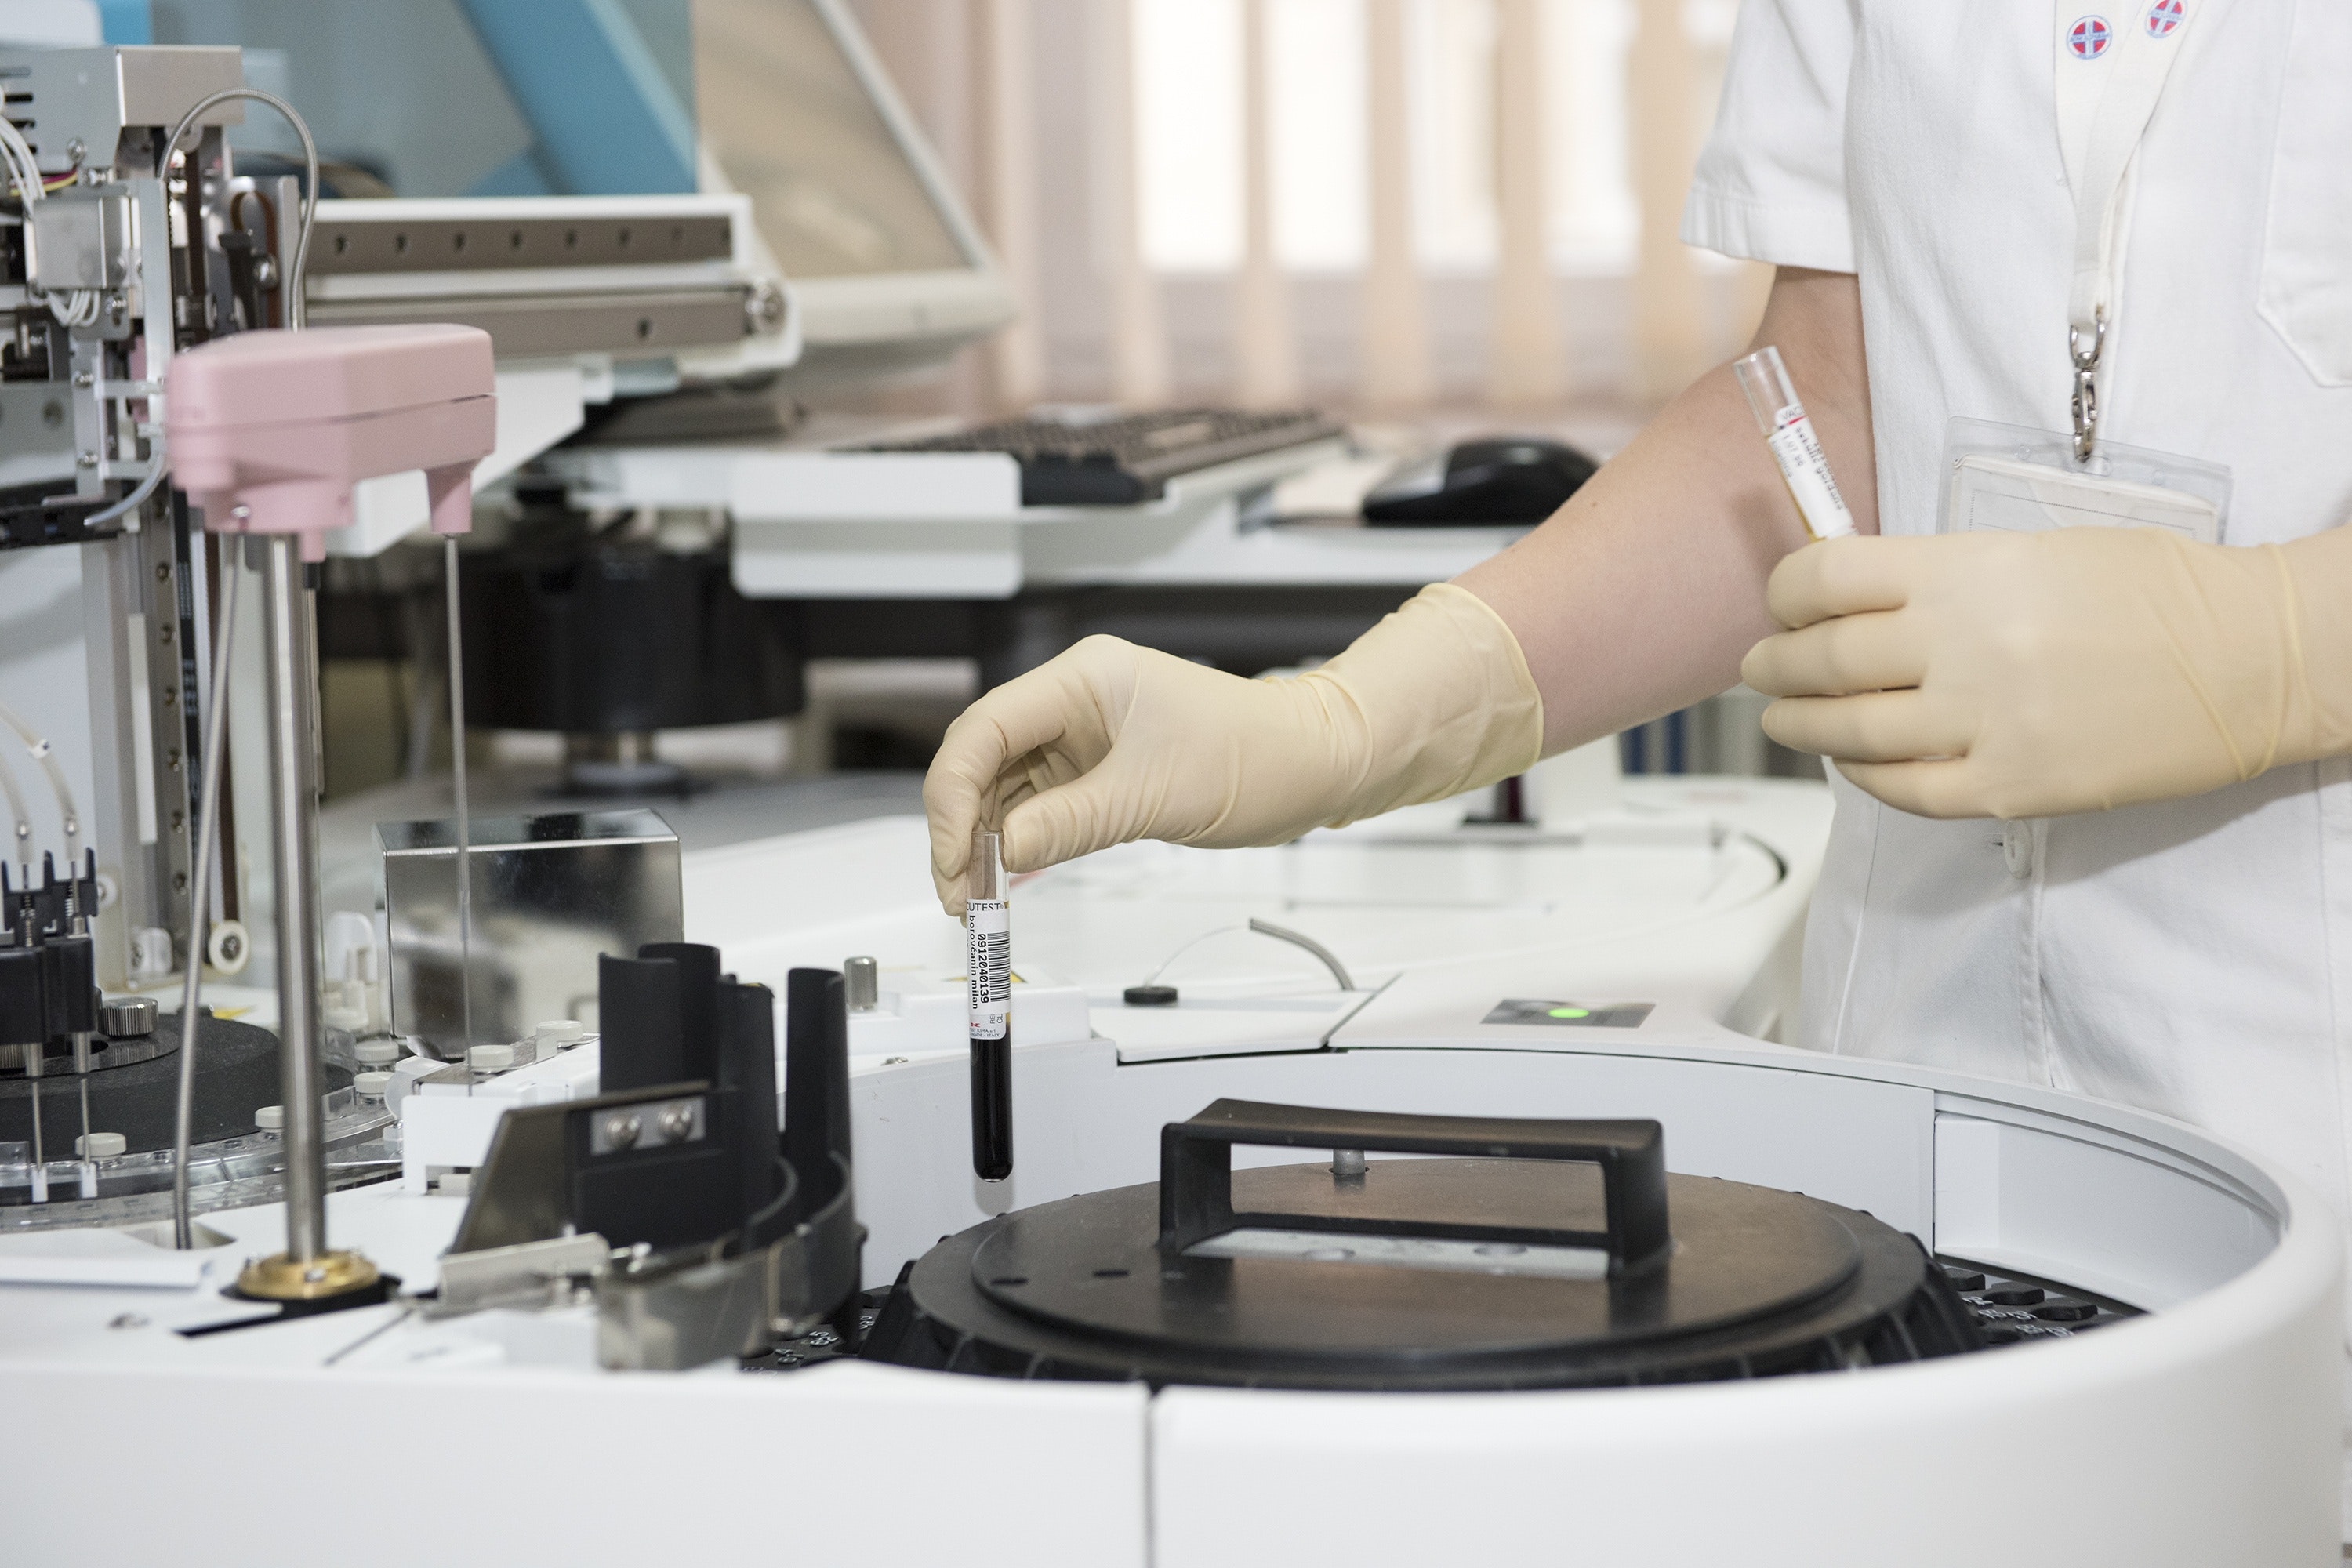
xmin=869 ymin=1099 xmax=1983 ymax=1389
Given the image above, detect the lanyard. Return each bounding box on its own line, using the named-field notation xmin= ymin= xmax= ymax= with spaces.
xmin=2051 ymin=1 xmax=2204 ymax=459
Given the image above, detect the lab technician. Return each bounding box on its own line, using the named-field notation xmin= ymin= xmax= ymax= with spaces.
xmin=928 ymin=0 xmax=2352 ymax=1478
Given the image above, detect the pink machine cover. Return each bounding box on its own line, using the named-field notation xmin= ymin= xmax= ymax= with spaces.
xmin=165 ymin=325 xmax=497 ymax=561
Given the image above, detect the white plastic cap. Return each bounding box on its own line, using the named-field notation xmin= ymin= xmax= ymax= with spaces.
xmin=534 ymin=1019 xmax=586 ymax=1047
xmin=354 ymin=1040 xmax=404 ymax=1066
xmin=468 ymin=1043 xmax=516 ymax=1071
xmin=254 ymin=1105 xmax=284 ymax=1132
xmin=74 ymin=1131 xmax=126 ymax=1158
xmin=353 ymin=1071 xmax=393 ymax=1099
xmin=129 ymin=925 xmax=175 ymax=978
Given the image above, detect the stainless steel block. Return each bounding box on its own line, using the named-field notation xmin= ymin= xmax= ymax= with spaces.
xmin=377 ymin=809 xmax=681 ymax=1058
xmin=30 ymin=187 xmax=132 ymax=292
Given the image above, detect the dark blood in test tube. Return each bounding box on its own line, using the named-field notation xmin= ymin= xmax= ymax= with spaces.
xmin=971 ymin=1029 xmax=1011 ymax=1181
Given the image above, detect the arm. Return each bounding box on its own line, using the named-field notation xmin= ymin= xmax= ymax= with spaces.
xmin=920 ymin=267 xmax=1874 ymax=910
xmin=1461 ymin=266 xmax=1876 ymax=755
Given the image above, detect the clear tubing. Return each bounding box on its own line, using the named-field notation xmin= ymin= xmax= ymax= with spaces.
xmin=171 ymin=560 xmax=239 ymax=1247
xmin=0 ymin=746 xmax=31 ymax=884
xmin=966 ymin=829 xmax=1011 ymax=1182
xmin=0 ymin=699 xmax=82 ymax=872
xmin=1733 ymin=345 xmax=1856 ymax=543
xmin=84 ymin=459 xmax=169 ymax=528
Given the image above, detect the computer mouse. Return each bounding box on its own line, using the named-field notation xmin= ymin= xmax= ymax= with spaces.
xmin=1360 ymin=436 xmax=1599 ymax=525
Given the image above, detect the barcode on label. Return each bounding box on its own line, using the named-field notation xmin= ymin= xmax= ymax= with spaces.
xmin=973 ymin=931 xmax=1010 ymax=1003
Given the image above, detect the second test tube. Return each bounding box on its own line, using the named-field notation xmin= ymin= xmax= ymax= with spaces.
xmin=1733 ymin=344 xmax=1856 ymax=543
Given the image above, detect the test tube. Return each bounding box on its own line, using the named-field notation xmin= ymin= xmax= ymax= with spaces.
xmin=966 ymin=829 xmax=1013 ymax=1182
xmin=1733 ymin=345 xmax=1856 ymax=542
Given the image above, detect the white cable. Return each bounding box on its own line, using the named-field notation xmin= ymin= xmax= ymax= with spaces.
xmin=1141 ymin=924 xmax=1249 ymax=988
xmin=0 ymin=116 xmax=41 ymax=204
xmin=0 ymin=699 xmax=81 ymax=873
xmin=1138 ymin=919 xmax=1356 ymax=992
xmin=0 ymin=118 xmax=94 ymax=325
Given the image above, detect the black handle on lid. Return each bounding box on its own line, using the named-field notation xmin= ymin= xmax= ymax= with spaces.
xmin=1156 ymin=1098 xmax=1671 ymax=1275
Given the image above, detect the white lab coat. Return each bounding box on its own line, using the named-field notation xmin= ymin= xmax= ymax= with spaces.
xmin=1682 ymin=0 xmax=2352 ymax=1517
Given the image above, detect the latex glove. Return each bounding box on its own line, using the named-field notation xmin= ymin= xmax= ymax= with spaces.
xmin=1740 ymin=526 xmax=2352 ymax=819
xmin=924 ymin=583 xmax=1542 ymax=912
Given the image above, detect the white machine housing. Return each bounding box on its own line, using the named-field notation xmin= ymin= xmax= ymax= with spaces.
xmin=1 ymin=771 xmax=2342 ymax=1566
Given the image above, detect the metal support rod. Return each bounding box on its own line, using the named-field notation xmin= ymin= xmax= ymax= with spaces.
xmin=444 ymin=538 xmax=473 ymax=1056
xmin=260 ymin=536 xmax=326 ymax=1263
xmin=26 ymin=1055 xmax=42 ymax=1203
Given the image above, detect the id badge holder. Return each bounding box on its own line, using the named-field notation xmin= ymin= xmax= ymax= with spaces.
xmin=1937 ymin=417 xmax=2231 ymax=543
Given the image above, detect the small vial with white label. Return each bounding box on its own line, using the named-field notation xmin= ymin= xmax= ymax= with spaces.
xmin=1733 ymin=345 xmax=1856 ymax=542
xmin=966 ymin=829 xmax=1013 ymax=1181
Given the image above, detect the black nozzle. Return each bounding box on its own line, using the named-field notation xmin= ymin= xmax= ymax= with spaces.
xmin=597 ymin=951 xmax=685 ymax=1094
xmin=720 ymin=978 xmax=782 ymax=1215
xmin=42 ymin=935 xmax=94 ymax=1040
xmin=783 ymin=968 xmax=851 ymax=1221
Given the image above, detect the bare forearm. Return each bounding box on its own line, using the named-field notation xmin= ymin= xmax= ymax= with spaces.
xmin=1455 ymin=268 xmax=1876 ymax=755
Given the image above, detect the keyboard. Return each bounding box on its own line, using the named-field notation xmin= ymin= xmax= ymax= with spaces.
xmin=855 ymin=407 xmax=1344 ymax=506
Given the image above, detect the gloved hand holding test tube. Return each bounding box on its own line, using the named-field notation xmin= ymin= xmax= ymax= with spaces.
xmin=1734 ymin=345 xmax=1855 ymax=542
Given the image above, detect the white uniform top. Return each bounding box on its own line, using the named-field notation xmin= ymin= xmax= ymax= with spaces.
xmin=1682 ymin=2 xmax=2352 ymax=1225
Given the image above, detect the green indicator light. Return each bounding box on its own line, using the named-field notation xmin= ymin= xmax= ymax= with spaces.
xmin=1547 ymin=1007 xmax=1590 ymax=1019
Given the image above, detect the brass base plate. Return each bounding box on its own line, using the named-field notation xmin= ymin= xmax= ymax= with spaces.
xmin=236 ymin=1249 xmax=382 ymax=1301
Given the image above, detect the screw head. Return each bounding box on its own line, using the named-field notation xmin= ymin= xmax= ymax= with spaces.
xmin=606 ymin=1112 xmax=642 ymax=1149
xmin=655 ymin=1103 xmax=695 ymax=1142
xmin=745 ymin=279 xmax=786 ymax=334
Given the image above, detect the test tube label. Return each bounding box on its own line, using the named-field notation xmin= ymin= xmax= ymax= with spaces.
xmin=967 ymin=899 xmax=1010 ymax=1040
xmin=1766 ymin=414 xmax=1856 ymax=541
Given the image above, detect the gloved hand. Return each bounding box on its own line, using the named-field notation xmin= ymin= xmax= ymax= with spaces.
xmin=1740 ymin=525 xmax=2352 ymax=819
xmin=924 ymin=583 xmax=1543 ymax=912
